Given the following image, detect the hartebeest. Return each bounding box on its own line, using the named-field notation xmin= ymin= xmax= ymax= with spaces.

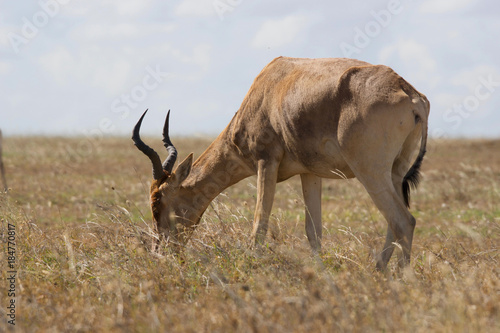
xmin=133 ymin=57 xmax=429 ymax=270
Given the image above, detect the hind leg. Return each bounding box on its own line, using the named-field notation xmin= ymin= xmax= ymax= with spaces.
xmin=375 ymin=158 xmax=413 ymax=269
xmin=338 ymin=105 xmax=422 ymax=269
xmin=378 ymin=134 xmax=421 ymax=268
xmin=342 ymin=157 xmax=417 ymax=269
xmin=356 ymin=171 xmax=416 ymax=270
xmin=377 ymin=227 xmax=397 ymax=271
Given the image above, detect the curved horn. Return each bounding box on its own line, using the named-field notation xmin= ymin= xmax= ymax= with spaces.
xmin=162 ymin=110 xmax=178 ymax=173
xmin=132 ymin=109 xmax=165 ymax=180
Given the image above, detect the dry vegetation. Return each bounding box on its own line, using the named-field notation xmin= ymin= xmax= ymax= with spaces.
xmin=0 ymin=136 xmax=499 ymax=332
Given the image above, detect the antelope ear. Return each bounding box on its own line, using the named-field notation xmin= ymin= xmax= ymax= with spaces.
xmin=173 ymin=153 xmax=193 ymax=185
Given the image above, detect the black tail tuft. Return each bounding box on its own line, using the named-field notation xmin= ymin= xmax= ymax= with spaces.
xmin=402 ymin=149 xmax=426 ymax=208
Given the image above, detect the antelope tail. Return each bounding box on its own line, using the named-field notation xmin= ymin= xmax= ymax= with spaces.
xmin=402 ymin=104 xmax=429 ymax=208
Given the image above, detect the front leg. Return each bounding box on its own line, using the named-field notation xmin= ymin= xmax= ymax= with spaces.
xmin=301 ymin=173 xmax=322 ymax=252
xmin=251 ymin=159 xmax=279 ymax=246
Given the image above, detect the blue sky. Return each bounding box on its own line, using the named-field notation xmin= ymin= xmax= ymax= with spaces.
xmin=1 ymin=0 xmax=499 ymax=138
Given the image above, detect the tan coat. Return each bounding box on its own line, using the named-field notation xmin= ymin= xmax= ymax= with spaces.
xmin=133 ymin=57 xmax=430 ymax=270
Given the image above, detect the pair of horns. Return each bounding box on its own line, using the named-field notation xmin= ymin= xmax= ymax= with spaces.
xmin=132 ymin=109 xmax=178 ymax=180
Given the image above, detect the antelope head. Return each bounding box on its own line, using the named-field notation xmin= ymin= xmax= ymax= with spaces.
xmin=132 ymin=109 xmax=194 ymax=246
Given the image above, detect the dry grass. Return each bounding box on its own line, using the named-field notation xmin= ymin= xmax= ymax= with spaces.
xmin=0 ymin=136 xmax=499 ymax=332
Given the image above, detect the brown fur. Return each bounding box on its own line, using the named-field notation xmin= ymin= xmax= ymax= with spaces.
xmin=143 ymin=57 xmax=430 ymax=270
xmin=150 ymin=178 xmax=165 ymax=229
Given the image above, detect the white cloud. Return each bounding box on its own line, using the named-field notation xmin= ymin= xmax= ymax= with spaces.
xmin=104 ymin=0 xmax=153 ymax=16
xmin=0 ymin=27 xmax=11 ymax=48
xmin=428 ymin=67 xmax=500 ymax=128
xmin=169 ymin=43 xmax=212 ymax=81
xmin=420 ymin=0 xmax=478 ymax=13
xmin=450 ymin=65 xmax=500 ymax=90
xmin=92 ymin=59 xmax=132 ymax=95
xmin=70 ymin=23 xmax=176 ymax=42
xmin=38 ymin=46 xmax=132 ymax=95
xmin=71 ymin=24 xmax=139 ymax=41
xmin=379 ymin=40 xmax=439 ymax=87
xmin=62 ymin=4 xmax=92 ymax=17
xmin=63 ymin=0 xmax=153 ymax=17
xmin=189 ymin=43 xmax=212 ymax=72
xmin=38 ymin=47 xmax=75 ymax=85
xmin=0 ymin=61 xmax=12 ymax=75
xmin=175 ymin=0 xmax=215 ymax=17
xmin=380 ymin=40 xmax=436 ymax=72
xmin=252 ymin=15 xmax=311 ymax=49
xmin=433 ymin=92 xmax=463 ymax=108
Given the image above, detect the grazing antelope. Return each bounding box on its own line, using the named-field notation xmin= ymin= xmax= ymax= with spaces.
xmin=133 ymin=57 xmax=429 ymax=270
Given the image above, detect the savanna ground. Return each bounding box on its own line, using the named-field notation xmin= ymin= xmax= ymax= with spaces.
xmin=0 ymin=136 xmax=499 ymax=332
